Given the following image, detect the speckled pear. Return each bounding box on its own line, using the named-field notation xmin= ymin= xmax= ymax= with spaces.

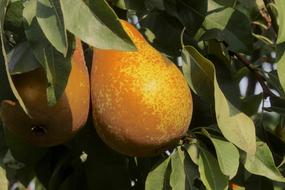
xmin=91 ymin=20 xmax=193 ymax=156
xmin=0 ymin=40 xmax=90 ymax=146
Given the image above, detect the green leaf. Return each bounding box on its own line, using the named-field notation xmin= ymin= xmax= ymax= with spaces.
xmin=36 ymin=0 xmax=67 ymax=55
xmin=240 ymin=93 xmax=263 ymax=116
xmin=275 ymin=0 xmax=285 ymax=44
xmin=276 ymin=43 xmax=285 ymax=94
xmin=145 ymin=157 xmax=171 ymax=190
xmin=202 ymin=129 xmax=239 ymax=179
xmin=4 ymin=0 xmax=24 ymax=28
xmin=194 ymin=4 xmax=253 ymax=53
xmin=170 ymin=147 xmax=199 ymax=190
xmin=23 ymin=0 xmax=71 ymax=105
xmin=184 ymin=143 xmax=199 ymax=165
xmin=61 ymin=0 xmax=135 ymax=51
xmin=0 ymin=165 xmax=8 ymax=190
xmin=182 ymin=46 xmax=256 ymax=154
xmin=182 ymin=47 xmax=214 ymax=102
xmin=267 ymin=70 xmax=285 ymax=96
xmin=268 ymin=96 xmax=285 ymax=115
xmin=244 ymin=141 xmax=285 ymax=182
xmin=198 ymin=147 xmax=228 ymax=190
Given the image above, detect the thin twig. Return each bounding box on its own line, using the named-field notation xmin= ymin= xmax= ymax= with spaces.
xmin=263 ymin=0 xmax=279 ymax=33
xmin=231 ymin=52 xmax=275 ymax=98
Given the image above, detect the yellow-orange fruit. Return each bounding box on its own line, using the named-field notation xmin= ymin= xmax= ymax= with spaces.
xmin=0 ymin=40 xmax=90 ymax=146
xmin=91 ymin=20 xmax=193 ymax=156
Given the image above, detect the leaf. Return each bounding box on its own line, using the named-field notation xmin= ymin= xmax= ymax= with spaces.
xmin=240 ymin=93 xmax=263 ymax=116
xmin=36 ymin=0 xmax=67 ymax=55
xmin=61 ymin=0 xmax=135 ymax=51
xmin=275 ymin=0 xmax=285 ymax=44
xmin=4 ymin=0 xmax=24 ymax=28
xmin=182 ymin=47 xmax=214 ymax=102
xmin=0 ymin=165 xmax=8 ymax=190
xmin=267 ymin=70 xmax=285 ymax=96
xmin=23 ymin=0 xmax=71 ymax=105
xmin=198 ymin=147 xmax=228 ymax=190
xmin=244 ymin=141 xmax=285 ymax=182
xmin=145 ymin=157 xmax=171 ymax=190
xmin=0 ymin=0 xmax=30 ymax=115
xmin=276 ymin=43 xmax=285 ymax=94
xmin=202 ymin=129 xmax=239 ymax=179
xmin=182 ymin=46 xmax=256 ymax=154
xmin=170 ymin=147 xmax=199 ymax=190
xmin=7 ymin=41 xmax=40 ymax=75
xmin=268 ymin=96 xmax=285 ymax=114
xmin=181 ymin=0 xmax=253 ymax=53
xmin=184 ymin=143 xmax=199 ymax=165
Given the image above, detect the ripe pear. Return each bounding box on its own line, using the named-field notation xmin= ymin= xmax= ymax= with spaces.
xmin=0 ymin=40 xmax=90 ymax=147
xmin=91 ymin=20 xmax=193 ymax=156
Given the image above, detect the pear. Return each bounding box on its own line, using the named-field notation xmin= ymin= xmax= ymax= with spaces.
xmin=0 ymin=40 xmax=90 ymax=146
xmin=91 ymin=20 xmax=193 ymax=156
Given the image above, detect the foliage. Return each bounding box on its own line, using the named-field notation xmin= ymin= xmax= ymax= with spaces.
xmin=1 ymin=0 xmax=285 ymax=189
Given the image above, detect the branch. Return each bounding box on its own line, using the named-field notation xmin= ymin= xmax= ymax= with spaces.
xmin=231 ymin=52 xmax=275 ymax=98
xmin=263 ymin=0 xmax=279 ymax=33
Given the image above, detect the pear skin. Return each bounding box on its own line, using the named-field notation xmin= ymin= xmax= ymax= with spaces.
xmin=91 ymin=20 xmax=193 ymax=156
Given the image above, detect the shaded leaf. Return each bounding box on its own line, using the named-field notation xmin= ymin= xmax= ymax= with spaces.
xmin=61 ymin=0 xmax=135 ymax=51
xmin=267 ymin=70 xmax=285 ymax=96
xmin=7 ymin=41 xmax=40 ymax=75
xmin=23 ymin=0 xmax=71 ymax=105
xmin=202 ymin=129 xmax=239 ymax=178
xmin=244 ymin=141 xmax=285 ymax=182
xmin=245 ymin=175 xmax=274 ymax=190
xmin=182 ymin=46 xmax=256 ymax=154
xmin=198 ymin=147 xmax=228 ymax=190
xmin=194 ymin=2 xmax=253 ymax=53
xmin=36 ymin=0 xmax=67 ymax=54
xmin=269 ymin=96 xmax=285 ymax=115
xmin=145 ymin=157 xmax=171 ymax=190
xmin=240 ymin=93 xmax=263 ymax=116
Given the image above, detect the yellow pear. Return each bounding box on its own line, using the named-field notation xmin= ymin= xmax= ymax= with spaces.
xmin=91 ymin=20 xmax=193 ymax=156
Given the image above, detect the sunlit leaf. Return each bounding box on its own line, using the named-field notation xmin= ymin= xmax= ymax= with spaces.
xmin=0 ymin=165 xmax=8 ymax=190
xmin=61 ymin=0 xmax=135 ymax=51
xmin=276 ymin=43 xmax=285 ymax=94
xmin=193 ymin=2 xmax=253 ymax=54
xmin=145 ymin=157 xmax=171 ymax=190
xmin=244 ymin=141 xmax=285 ymax=182
xmin=202 ymin=129 xmax=239 ymax=178
xmin=198 ymin=147 xmax=228 ymax=190
xmin=36 ymin=0 xmax=67 ymax=55
xmin=170 ymin=147 xmax=199 ymax=190
xmin=275 ymin=0 xmax=285 ymax=44
xmin=182 ymin=46 xmax=256 ymax=154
